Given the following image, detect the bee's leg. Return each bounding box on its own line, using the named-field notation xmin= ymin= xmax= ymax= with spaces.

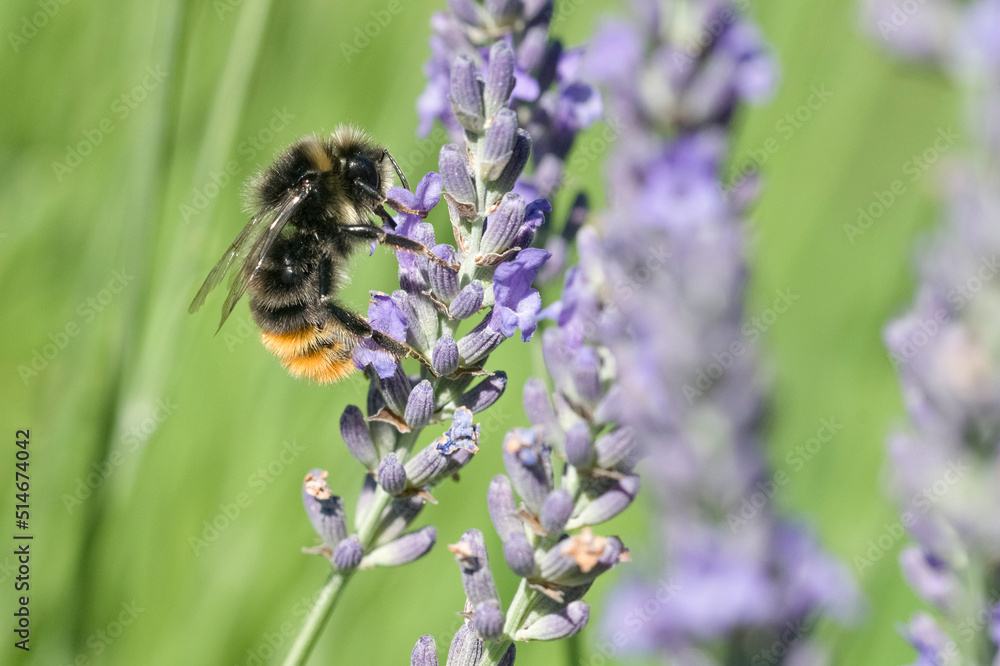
xmin=354 ymin=178 xmax=425 ymax=219
xmin=340 ymin=225 xmax=461 ymax=272
xmin=325 ymin=302 xmax=437 ymax=375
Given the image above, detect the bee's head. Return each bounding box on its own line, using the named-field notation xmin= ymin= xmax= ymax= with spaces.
xmin=250 ymin=128 xmax=404 ymax=227
xmin=328 ymin=126 xmax=397 ymax=213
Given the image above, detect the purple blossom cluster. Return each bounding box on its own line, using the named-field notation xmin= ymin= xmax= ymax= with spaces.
xmin=409 ymin=241 xmax=638 ymax=664
xmin=417 ymin=0 xmax=602 ymax=279
xmin=874 ymin=0 xmax=1000 ymax=662
xmin=575 ymin=0 xmax=859 ymax=661
xmin=288 ymin=36 xmax=554 ymax=666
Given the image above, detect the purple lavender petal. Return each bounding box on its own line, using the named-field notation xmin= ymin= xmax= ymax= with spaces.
xmin=492 ymin=247 xmax=551 ymax=341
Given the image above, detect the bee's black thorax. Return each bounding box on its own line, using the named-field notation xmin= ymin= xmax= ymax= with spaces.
xmin=241 ymin=127 xmax=396 ymax=335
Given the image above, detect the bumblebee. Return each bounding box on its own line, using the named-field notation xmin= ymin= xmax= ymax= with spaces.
xmin=189 ymin=126 xmax=453 ymax=383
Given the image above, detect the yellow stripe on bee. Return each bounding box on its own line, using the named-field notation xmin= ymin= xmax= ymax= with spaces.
xmin=261 ymin=327 xmax=323 ymax=357
xmin=283 ymin=347 xmax=357 ymax=383
xmin=260 ymin=326 xmax=357 ymax=384
xmin=301 ymin=136 xmax=333 ymax=173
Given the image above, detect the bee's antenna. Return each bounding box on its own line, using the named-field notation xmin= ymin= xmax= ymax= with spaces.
xmin=383 ymin=149 xmax=410 ymax=191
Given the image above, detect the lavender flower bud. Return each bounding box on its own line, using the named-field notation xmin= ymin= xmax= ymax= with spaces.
xmin=517 ymin=23 xmax=547 ymax=71
xmin=474 ymin=600 xmax=505 ymax=642
xmin=340 ymin=405 xmax=378 ymax=470
xmin=572 ymin=346 xmax=602 ymax=405
xmin=332 ymin=535 xmax=363 ymax=572
xmin=516 ymin=601 xmax=590 ymax=641
xmin=440 ymin=144 xmax=477 ymax=204
xmin=373 ymin=495 xmax=427 ymax=546
xmin=502 ymin=428 xmax=553 ymax=514
xmin=481 ymin=192 xmax=527 ymax=255
xmin=363 ymin=526 xmax=437 ymax=568
xmin=449 ymin=281 xmax=485 ymax=320
xmin=502 ymin=531 xmax=537 ymax=578
xmin=448 ymin=0 xmax=481 ymax=26
xmin=405 ymin=380 xmax=436 ymax=430
xmin=522 ymin=377 xmax=556 ymax=427
xmin=488 ymin=474 xmax=522 ymax=541
xmin=592 ymin=383 xmax=622 ymax=427
xmin=564 ymin=422 xmax=595 ymax=470
xmin=302 ymin=470 xmax=346 ymax=548
xmin=429 ymin=244 xmax=460 ymax=301
xmin=900 ymin=547 xmax=958 ymax=610
xmin=450 ymin=529 xmax=501 ymax=606
xmin=569 ymin=475 xmax=640 ymax=528
xmin=401 ymin=291 xmax=440 ymax=352
xmin=432 ymin=334 xmax=460 ymax=376
xmin=378 ymin=362 xmax=411 ymax=417
xmin=450 ymin=55 xmax=485 ymax=132
xmin=480 ymin=109 xmax=518 ymax=182
xmin=456 ymin=371 xmax=508 ymax=413
xmin=410 ymin=634 xmax=439 ymax=666
xmin=458 ymin=318 xmax=505 ymax=365
xmin=484 ymin=40 xmax=516 ymax=118
xmin=594 ymin=426 xmax=637 ymax=471
xmin=377 ymin=453 xmax=407 ymax=496
xmin=540 ymin=488 xmax=574 ymax=535
xmin=405 ymin=408 xmax=480 ymax=486
xmin=537 ymin=530 xmax=623 ymax=586
xmin=448 ymin=623 xmax=484 ymax=666
xmin=492 ymin=129 xmax=531 ymax=196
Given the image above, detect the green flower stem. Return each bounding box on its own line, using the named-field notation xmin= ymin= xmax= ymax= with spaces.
xmin=281 ymin=571 xmax=351 ymax=666
xmin=282 ymin=424 xmax=428 ymax=665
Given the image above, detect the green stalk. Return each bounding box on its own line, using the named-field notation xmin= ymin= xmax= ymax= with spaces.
xmin=280 ymin=572 xmax=351 ymax=666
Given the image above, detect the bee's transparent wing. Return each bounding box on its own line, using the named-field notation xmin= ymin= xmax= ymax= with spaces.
xmin=188 ymin=187 xmax=309 ymax=330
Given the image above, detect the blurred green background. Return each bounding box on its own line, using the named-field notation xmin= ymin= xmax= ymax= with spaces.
xmin=0 ymin=0 xmax=957 ymax=664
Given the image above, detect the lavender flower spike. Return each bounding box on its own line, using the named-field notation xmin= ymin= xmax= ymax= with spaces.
xmin=290 ymin=12 xmax=558 ymax=666
xmin=873 ymin=2 xmax=1000 ymax=661
xmin=584 ymin=1 xmax=858 ymax=661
